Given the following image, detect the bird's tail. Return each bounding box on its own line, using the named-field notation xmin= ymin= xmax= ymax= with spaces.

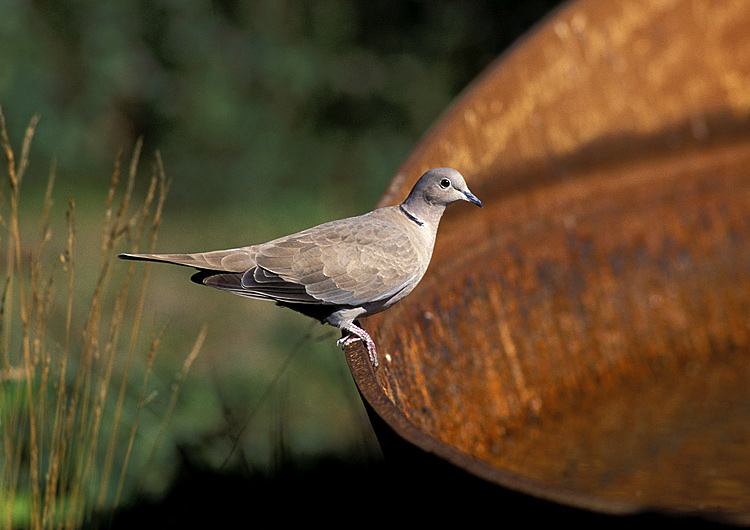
xmin=117 ymin=252 xmax=207 ymax=267
xmin=117 ymin=248 xmax=256 ymax=272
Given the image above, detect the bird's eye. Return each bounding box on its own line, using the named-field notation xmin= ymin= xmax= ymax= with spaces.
xmin=439 ymin=178 xmax=451 ymax=189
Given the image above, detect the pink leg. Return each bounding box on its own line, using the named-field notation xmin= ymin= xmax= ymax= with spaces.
xmin=337 ymin=323 xmax=379 ymax=367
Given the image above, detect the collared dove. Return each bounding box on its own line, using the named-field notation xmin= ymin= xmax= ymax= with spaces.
xmin=118 ymin=167 xmax=482 ymax=367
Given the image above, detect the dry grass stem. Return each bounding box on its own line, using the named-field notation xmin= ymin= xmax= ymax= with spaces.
xmin=0 ymin=108 xmax=202 ymax=529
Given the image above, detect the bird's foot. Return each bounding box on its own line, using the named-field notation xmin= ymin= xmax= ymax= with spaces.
xmin=338 ymin=323 xmax=379 ymax=368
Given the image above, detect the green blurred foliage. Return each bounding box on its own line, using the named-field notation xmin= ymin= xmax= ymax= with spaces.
xmin=2 ymin=0 xmax=562 ymax=218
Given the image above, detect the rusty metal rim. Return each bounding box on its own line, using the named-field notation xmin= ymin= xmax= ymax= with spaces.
xmin=341 ymin=4 xmax=646 ymax=516
xmin=340 ymin=2 xmax=750 ymax=524
xmin=346 ymin=342 xmax=750 ymax=528
xmin=344 ymin=341 xmax=653 ymax=518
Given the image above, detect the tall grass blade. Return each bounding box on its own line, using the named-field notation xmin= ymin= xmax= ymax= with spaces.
xmin=0 ymin=109 xmax=202 ymax=529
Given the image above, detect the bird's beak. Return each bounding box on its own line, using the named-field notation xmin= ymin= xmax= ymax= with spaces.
xmin=463 ymin=190 xmax=483 ymax=208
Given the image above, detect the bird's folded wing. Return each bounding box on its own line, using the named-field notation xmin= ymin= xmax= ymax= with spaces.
xmin=253 ymin=215 xmax=420 ymax=307
xmin=201 ymin=269 xmax=319 ymax=304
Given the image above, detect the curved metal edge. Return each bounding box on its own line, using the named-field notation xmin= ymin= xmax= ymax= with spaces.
xmin=345 ymin=342 xmax=750 ymax=527
xmin=345 ymin=0 xmax=750 ymax=523
xmin=346 ymin=0 xmax=639 ymax=517
xmin=343 ymin=340 xmax=648 ymax=519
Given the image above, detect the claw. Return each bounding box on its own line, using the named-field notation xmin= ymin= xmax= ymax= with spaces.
xmin=338 ymin=324 xmax=379 ymax=368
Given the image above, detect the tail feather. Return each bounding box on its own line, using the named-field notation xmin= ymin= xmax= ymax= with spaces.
xmin=117 ymin=248 xmax=256 ymax=272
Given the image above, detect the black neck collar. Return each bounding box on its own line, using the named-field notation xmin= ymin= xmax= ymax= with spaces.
xmin=399 ymin=204 xmax=424 ymax=226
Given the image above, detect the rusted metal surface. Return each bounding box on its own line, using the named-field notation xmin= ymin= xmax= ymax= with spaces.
xmin=346 ymin=0 xmax=750 ymax=523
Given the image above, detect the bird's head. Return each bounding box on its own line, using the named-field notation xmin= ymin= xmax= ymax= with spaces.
xmin=403 ymin=168 xmax=483 ymax=211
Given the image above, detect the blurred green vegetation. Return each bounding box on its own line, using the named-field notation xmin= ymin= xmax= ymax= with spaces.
xmin=2 ymin=0 xmax=563 ymax=216
xmin=1 ymin=0 xmax=563 ymax=521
